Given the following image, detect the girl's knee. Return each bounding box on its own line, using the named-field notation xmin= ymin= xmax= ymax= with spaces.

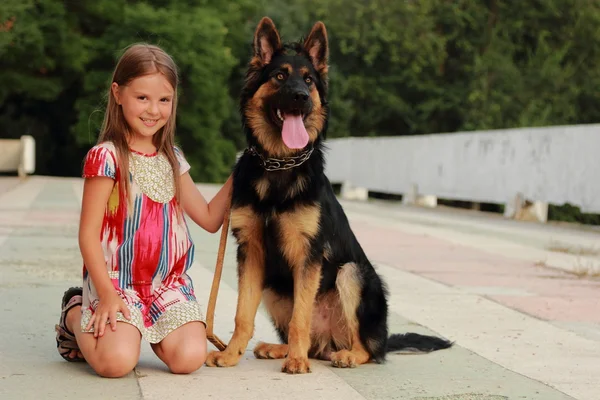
xmin=95 ymin=362 xmax=135 ymax=378
xmin=92 ymin=349 xmax=139 ymax=378
xmin=167 ymin=344 xmax=207 ymax=374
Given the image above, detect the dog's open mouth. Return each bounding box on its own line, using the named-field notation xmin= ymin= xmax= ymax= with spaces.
xmin=270 ymin=108 xmax=309 ymax=149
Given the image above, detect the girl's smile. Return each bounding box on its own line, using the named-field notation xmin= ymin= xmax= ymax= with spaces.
xmin=141 ymin=118 xmax=159 ymax=127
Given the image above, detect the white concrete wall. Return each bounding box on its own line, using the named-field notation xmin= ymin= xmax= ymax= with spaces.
xmin=0 ymin=140 xmax=22 ymax=172
xmin=0 ymin=136 xmax=36 ymax=176
xmin=324 ymin=124 xmax=600 ymax=214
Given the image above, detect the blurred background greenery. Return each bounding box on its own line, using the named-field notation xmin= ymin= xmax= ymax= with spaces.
xmin=2 ymin=0 xmax=599 ymax=223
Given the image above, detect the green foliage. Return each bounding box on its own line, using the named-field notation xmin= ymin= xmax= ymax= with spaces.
xmin=70 ymin=1 xmax=239 ymax=182
xmin=457 ymin=0 xmax=598 ymax=130
xmin=278 ymin=0 xmax=448 ymax=137
xmin=2 ymin=0 xmax=600 ymax=199
xmin=549 ymin=203 xmax=600 ymax=226
xmin=0 ymin=0 xmax=88 ymax=175
xmin=263 ymin=0 xmax=600 ymax=137
xmin=1 ymin=0 xmax=241 ymax=181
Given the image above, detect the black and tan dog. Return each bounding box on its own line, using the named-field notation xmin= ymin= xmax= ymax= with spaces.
xmin=205 ymin=17 xmax=452 ymax=374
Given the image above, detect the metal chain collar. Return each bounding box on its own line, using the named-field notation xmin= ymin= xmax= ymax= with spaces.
xmin=246 ymin=146 xmax=314 ymax=171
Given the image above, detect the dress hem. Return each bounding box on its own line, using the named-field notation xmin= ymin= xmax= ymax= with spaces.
xmin=80 ymin=300 xmax=206 ymax=344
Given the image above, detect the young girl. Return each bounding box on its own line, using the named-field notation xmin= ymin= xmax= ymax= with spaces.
xmin=54 ymin=43 xmax=233 ymax=377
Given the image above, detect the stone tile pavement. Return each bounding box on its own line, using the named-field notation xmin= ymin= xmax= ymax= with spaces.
xmin=1 ymin=176 xmax=599 ymax=400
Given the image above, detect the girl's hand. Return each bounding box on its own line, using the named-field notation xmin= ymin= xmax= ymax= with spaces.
xmin=86 ymin=292 xmax=131 ymax=338
xmin=181 ymin=172 xmax=233 ymax=233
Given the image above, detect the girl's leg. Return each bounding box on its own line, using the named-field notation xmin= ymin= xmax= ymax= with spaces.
xmin=151 ymin=321 xmax=207 ymax=374
xmin=66 ymin=305 xmax=142 ymax=378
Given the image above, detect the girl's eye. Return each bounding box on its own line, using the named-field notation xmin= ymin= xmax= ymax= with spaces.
xmin=138 ymin=96 xmax=146 ymax=100
xmin=276 ymin=73 xmax=285 ymax=80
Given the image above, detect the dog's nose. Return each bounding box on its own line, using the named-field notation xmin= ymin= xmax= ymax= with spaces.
xmin=294 ymin=91 xmax=309 ymax=102
xmin=277 ymin=85 xmax=312 ymax=112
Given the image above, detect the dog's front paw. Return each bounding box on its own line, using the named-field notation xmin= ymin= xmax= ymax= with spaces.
xmin=281 ymin=356 xmax=311 ymax=374
xmin=205 ymin=350 xmax=242 ymax=368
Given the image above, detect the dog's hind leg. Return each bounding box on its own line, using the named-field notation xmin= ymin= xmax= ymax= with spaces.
xmin=206 ymin=206 xmax=265 ymax=368
xmin=254 ymin=289 xmax=294 ymax=359
xmin=330 ymin=262 xmax=372 ymax=368
xmin=254 ymin=342 xmax=289 ymax=359
xmin=330 ymin=337 xmax=371 ymax=368
xmin=253 ymin=290 xmax=291 ymax=360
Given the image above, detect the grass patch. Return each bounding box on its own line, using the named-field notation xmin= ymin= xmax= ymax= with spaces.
xmin=571 ymin=259 xmax=600 ymax=278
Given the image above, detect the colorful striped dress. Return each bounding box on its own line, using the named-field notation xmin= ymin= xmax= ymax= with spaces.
xmin=79 ymin=141 xmax=204 ymax=343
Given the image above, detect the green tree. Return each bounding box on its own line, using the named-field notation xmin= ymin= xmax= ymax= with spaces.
xmin=3 ymin=0 xmax=600 ymax=184
xmin=455 ymin=0 xmax=600 ymax=130
xmin=1 ymin=0 xmax=241 ymax=182
xmin=277 ymin=0 xmax=600 ymax=137
xmin=70 ymin=1 xmax=238 ymax=182
xmin=0 ymin=0 xmax=88 ymax=175
xmin=283 ymin=0 xmax=449 ymax=137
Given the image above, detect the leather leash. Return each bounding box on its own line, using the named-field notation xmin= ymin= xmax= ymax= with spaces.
xmin=205 ymin=194 xmax=231 ymax=351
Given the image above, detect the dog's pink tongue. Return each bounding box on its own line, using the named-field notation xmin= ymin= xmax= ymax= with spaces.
xmin=281 ymin=113 xmax=309 ymax=149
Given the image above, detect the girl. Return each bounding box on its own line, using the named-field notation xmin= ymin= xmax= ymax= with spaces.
xmin=54 ymin=43 xmax=233 ymax=377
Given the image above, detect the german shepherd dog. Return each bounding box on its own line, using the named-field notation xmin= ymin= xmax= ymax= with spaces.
xmin=205 ymin=17 xmax=452 ymax=374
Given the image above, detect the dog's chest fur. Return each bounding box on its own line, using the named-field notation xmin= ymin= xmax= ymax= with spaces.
xmin=257 ymin=177 xmax=321 ymax=265
xmin=230 ymin=170 xmax=324 ymax=295
xmin=252 ymin=171 xmax=310 ymax=203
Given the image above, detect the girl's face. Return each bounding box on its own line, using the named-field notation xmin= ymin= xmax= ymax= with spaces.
xmin=112 ymin=72 xmax=174 ymax=144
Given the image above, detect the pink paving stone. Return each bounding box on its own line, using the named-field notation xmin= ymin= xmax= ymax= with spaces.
xmin=353 ymin=221 xmax=541 ymax=272
xmin=26 ymin=210 xmax=80 ymax=225
xmin=517 ymin=278 xmax=600 ymax=298
xmin=419 ymin=272 xmax=600 ymax=298
xmin=0 ymin=210 xmax=80 ymax=227
xmin=490 ymin=295 xmax=600 ymax=323
xmin=0 ymin=177 xmax=19 ymax=195
xmin=27 ymin=209 xmax=80 ymax=220
xmin=349 ymin=220 xmax=600 ymax=323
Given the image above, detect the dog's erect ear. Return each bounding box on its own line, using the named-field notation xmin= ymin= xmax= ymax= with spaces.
xmin=303 ymin=21 xmax=329 ymax=74
xmin=253 ymin=17 xmax=281 ymax=65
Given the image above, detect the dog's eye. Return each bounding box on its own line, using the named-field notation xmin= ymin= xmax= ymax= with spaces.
xmin=305 ymin=77 xmax=312 ymax=84
xmin=276 ymin=73 xmax=285 ymax=80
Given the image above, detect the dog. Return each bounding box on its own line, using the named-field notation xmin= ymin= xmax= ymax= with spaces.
xmin=205 ymin=17 xmax=452 ymax=374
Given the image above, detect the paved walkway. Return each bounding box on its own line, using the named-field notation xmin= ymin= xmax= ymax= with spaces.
xmin=1 ymin=176 xmax=599 ymax=400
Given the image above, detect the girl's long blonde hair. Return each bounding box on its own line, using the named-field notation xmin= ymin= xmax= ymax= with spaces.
xmin=97 ymin=43 xmax=182 ymax=209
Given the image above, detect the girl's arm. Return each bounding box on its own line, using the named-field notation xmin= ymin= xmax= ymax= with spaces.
xmin=79 ymin=177 xmax=117 ymax=298
xmin=79 ymin=176 xmax=130 ymax=336
xmin=180 ymin=173 xmax=233 ymax=233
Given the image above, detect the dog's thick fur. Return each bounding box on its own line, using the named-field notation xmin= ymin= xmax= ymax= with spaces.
xmin=205 ymin=17 xmax=452 ymax=374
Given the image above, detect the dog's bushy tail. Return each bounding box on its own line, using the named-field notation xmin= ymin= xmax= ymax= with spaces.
xmin=386 ymin=333 xmax=453 ymax=353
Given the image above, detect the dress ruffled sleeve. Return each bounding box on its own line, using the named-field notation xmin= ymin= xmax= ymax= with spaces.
xmin=174 ymin=146 xmax=191 ymax=176
xmin=82 ymin=144 xmax=117 ymax=179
